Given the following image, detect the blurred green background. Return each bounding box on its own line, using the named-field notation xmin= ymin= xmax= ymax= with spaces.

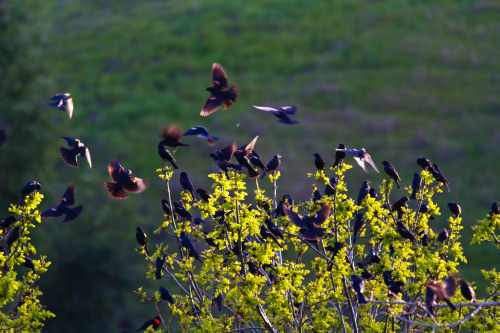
xmin=1 ymin=0 xmax=499 ymax=331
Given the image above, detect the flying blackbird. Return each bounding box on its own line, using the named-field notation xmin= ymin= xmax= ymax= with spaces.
xmin=173 ymin=201 xmax=194 ymax=222
xmin=47 ymin=93 xmax=73 ymax=119
xmin=161 ymin=200 xmax=172 ymax=216
xmin=447 ymin=202 xmax=461 ymax=217
xmin=0 ymin=216 xmax=16 ymax=232
xmin=283 ymin=202 xmax=330 ymax=240
xmin=136 ymin=316 xmax=161 ymax=332
xmin=210 ymin=142 xmax=242 ymax=173
xmin=332 ymin=143 xmax=346 ymax=169
xmin=59 ymin=136 xmax=92 ymax=168
xmin=180 ymin=172 xmax=195 ymax=199
xmin=396 ymin=221 xmax=417 ymax=244
xmin=351 ymin=275 xmax=367 ymax=305
xmin=410 ymin=173 xmax=422 ymax=200
xmin=159 ymin=286 xmax=174 ymax=304
xmin=196 ymin=188 xmax=213 ymax=202
xmin=417 ymin=157 xmax=436 ymax=172
xmin=201 ymin=63 xmax=238 ymax=116
xmin=104 ymin=160 xmax=148 ymax=199
xmin=490 ymin=202 xmax=500 ymax=216
xmin=159 ymin=124 xmax=190 ymax=149
xmin=313 ymin=153 xmax=325 ymax=171
xmin=458 ymin=279 xmax=476 ymax=302
xmin=352 ymin=212 xmax=364 ymax=243
xmin=155 ymin=255 xmax=166 ymax=280
xmin=336 ymin=148 xmax=379 ymax=173
xmin=180 ymin=231 xmax=202 ymax=262
xmin=157 ymin=143 xmax=178 ymax=169
xmin=41 ymin=184 xmax=83 ymax=223
xmin=357 ymin=180 xmax=370 ymax=205
xmin=252 ymin=105 xmax=298 ymax=124
xmin=392 ymin=196 xmax=409 ymax=214
xmin=264 ymin=219 xmax=284 ymax=240
xmin=6 ymin=226 xmax=20 ymax=251
xmin=19 ymin=181 xmax=41 ymax=204
xmin=0 ymin=128 xmax=6 ymax=149
xmin=437 ymin=229 xmax=449 ymax=243
xmin=260 ymin=155 xmax=281 ymax=179
xmin=382 ymin=161 xmax=401 ymax=189
xmin=426 ymin=277 xmax=457 ymax=315
xmin=135 ymin=226 xmax=149 ymax=255
xmin=249 ymin=150 xmax=268 ymax=175
xmin=183 ymin=126 xmax=219 ymax=145
xmin=235 ymin=136 xmax=260 ymax=179
xmin=259 ymin=225 xmax=281 ymax=246
xmin=431 ymin=163 xmax=450 ymax=192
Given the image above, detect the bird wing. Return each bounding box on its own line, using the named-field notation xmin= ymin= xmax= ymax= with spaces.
xmin=277 ymin=113 xmax=299 ymax=124
xmin=201 ymin=94 xmax=223 ymax=116
xmin=218 ymin=142 xmax=237 ymax=162
xmin=252 ymin=105 xmax=278 ymax=112
xmin=283 ymin=206 xmax=307 ymax=229
xmin=60 ymin=136 xmax=78 ymax=147
xmin=65 ymin=96 xmax=74 ymax=119
xmin=353 ymin=156 xmax=370 ymax=173
xmin=62 ymin=205 xmax=83 ymax=223
xmin=364 ymin=153 xmax=380 ymax=173
xmin=160 ymin=124 xmax=184 ymax=142
xmin=336 ymin=148 xmax=358 ymax=155
xmin=83 ymin=147 xmax=92 ymax=168
xmin=108 ymin=160 xmax=124 ymax=182
xmin=279 ymin=106 xmax=297 ymax=115
xmin=60 ymin=147 xmax=78 ymax=167
xmin=123 ymin=177 xmax=148 ymax=193
xmin=212 ymin=63 xmax=228 ymax=89
xmin=183 ymin=126 xmax=207 ymax=138
xmin=242 ymin=135 xmax=259 ymax=155
xmin=311 ymin=202 xmax=331 ymax=226
xmin=62 ymin=184 xmax=76 ymax=206
xmin=41 ymin=207 xmax=63 ymax=218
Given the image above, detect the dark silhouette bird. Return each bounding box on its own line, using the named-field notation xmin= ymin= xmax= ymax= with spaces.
xmin=183 ymin=126 xmax=219 ymax=145
xmin=155 ymin=255 xmax=166 ymax=280
xmin=368 ymin=188 xmax=377 ymax=199
xmin=392 ymin=196 xmax=409 ymax=214
xmin=259 ymin=225 xmax=281 ymax=246
xmin=193 ymin=217 xmax=205 ymax=226
xmin=410 ymin=173 xmax=422 ymax=200
xmin=210 ymin=142 xmax=242 ymax=173
xmin=420 ymin=230 xmax=430 ymax=246
xmin=0 ymin=216 xmax=16 ymax=232
xmin=352 ymin=213 xmax=364 ymax=243
xmin=313 ymin=153 xmax=325 ymax=171
xmin=201 ymin=63 xmax=238 ymax=116
xmin=357 ymin=181 xmax=370 ymax=205
xmin=419 ymin=204 xmax=435 ymax=220
xmin=0 ymin=128 xmax=6 ymax=149
xmin=351 ymin=275 xmax=367 ymax=305
xmin=332 ymin=143 xmax=346 ymax=169
xmin=47 ymin=93 xmax=73 ymax=119
xmin=265 ymin=219 xmax=284 ymax=240
xmin=159 ymin=286 xmax=174 ymax=304
xmin=417 ymin=157 xmax=436 ymax=172
xmin=19 ymin=181 xmax=41 ymax=204
xmin=261 ymin=155 xmax=281 ymax=179
xmin=336 ymin=148 xmax=379 ymax=173
xmin=396 ymin=221 xmax=417 ymax=244
xmin=41 ymin=184 xmax=83 ymax=223
xmin=104 ymin=160 xmax=148 ymax=199
xmin=490 ymin=202 xmax=500 ymax=216
xmin=447 ymin=202 xmax=461 ymax=217
xmin=180 ymin=172 xmax=195 ymax=199
xmin=180 ymin=231 xmax=202 ymax=262
xmin=161 ymin=200 xmax=172 ymax=217
xmin=135 ymin=226 xmax=149 ymax=255
xmin=159 ymin=124 xmax=190 ymax=149
xmin=324 ymin=177 xmax=337 ymax=196
xmin=136 ymin=316 xmax=161 ymax=332
xmin=362 ymin=245 xmax=381 ymax=266
xmin=459 ymin=279 xmax=476 ymax=302
xmin=312 ymin=186 xmax=323 ymax=202
xmin=437 ymin=229 xmax=449 ymax=243
xmin=173 ymin=201 xmax=194 ymax=222
xmin=22 ymin=256 xmax=35 ymax=271
xmin=426 ymin=277 xmax=457 ymax=315
xmin=59 ymin=136 xmax=92 ymax=168
xmin=356 ymin=263 xmax=373 ymax=280
xmin=383 ymin=270 xmax=395 ymax=286
xmin=235 ymin=136 xmax=260 ymax=179
xmin=196 ymin=188 xmax=213 ymax=202
xmin=388 ymin=280 xmax=405 ymax=296
xmin=283 ymin=202 xmax=330 ymax=240
xmin=432 ymin=163 xmax=450 ymax=192
xmin=214 ymin=293 xmax=223 ymax=311
xmin=382 ymin=161 xmax=401 ymax=189
xmin=6 ymin=226 xmax=20 ymax=251
xmin=204 ymin=232 xmax=217 ymax=248
xmin=283 ymin=194 xmax=294 ymax=208
xmin=249 ymin=150 xmax=268 ymax=176
xmin=253 ymin=105 xmax=298 ymax=124
xmin=157 ymin=143 xmax=178 ymax=169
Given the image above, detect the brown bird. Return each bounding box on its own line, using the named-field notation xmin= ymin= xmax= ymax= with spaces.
xmin=210 ymin=142 xmax=242 ymax=173
xmin=382 ymin=161 xmax=401 ymax=189
xmin=283 ymin=202 xmax=330 ymax=240
xmin=159 ymin=124 xmax=190 ymax=150
xmin=201 ymin=63 xmax=238 ymax=116
xmin=104 ymin=160 xmax=148 ymax=199
xmin=426 ymin=277 xmax=457 ymax=315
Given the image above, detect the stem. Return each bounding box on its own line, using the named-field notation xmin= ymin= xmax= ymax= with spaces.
xmin=342 ymin=275 xmax=359 ymax=333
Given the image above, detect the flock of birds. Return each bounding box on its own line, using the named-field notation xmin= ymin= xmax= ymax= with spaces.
xmin=2 ymin=62 xmax=499 ymax=332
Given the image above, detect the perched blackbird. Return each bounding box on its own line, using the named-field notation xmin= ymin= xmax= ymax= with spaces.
xmin=382 ymin=161 xmax=401 ymax=189
xmin=6 ymin=226 xmax=21 ymax=250
xmin=357 ymin=180 xmax=370 ymax=205
xmin=235 ymin=136 xmax=260 ymax=179
xmin=490 ymin=202 xmax=500 ymax=216
xmin=283 ymin=194 xmax=294 ymax=208
xmin=396 ymin=221 xmax=417 ymax=244
xmin=246 ymin=261 xmax=270 ymax=282
xmin=214 ymin=293 xmax=224 ymax=311
xmin=193 ymin=216 xmax=205 ymax=226
xmin=265 ymin=219 xmax=284 ymax=240
xmin=41 ymin=184 xmax=83 ymax=223
xmin=437 ymin=229 xmax=449 ymax=243
xmin=431 ymin=163 xmax=450 ymax=192
xmin=136 ymin=316 xmax=161 ymax=332
xmin=159 ymin=286 xmax=174 ymax=304
xmin=204 ymin=232 xmax=217 ymax=247
xmin=180 ymin=172 xmax=195 ymax=199
xmin=362 ymin=246 xmax=381 ymax=266
xmin=410 ymin=173 xmax=422 ymax=200
xmin=60 ymin=136 xmax=92 ymax=168
xmin=312 ymin=187 xmax=323 ymax=202
xmin=183 ymin=126 xmax=219 ymax=145
xmin=249 ymin=150 xmax=268 ymax=175
xmin=447 ymin=202 xmax=461 ymax=217
xmin=19 ymin=181 xmax=41 ymax=204
xmin=173 ymin=201 xmax=194 ymax=222
xmin=459 ymin=279 xmax=476 ymax=302
xmin=336 ymin=148 xmax=379 ymax=173
xmin=157 ymin=143 xmax=178 ymax=169
xmin=159 ymin=124 xmax=190 ymax=149
xmin=0 ymin=216 xmax=16 ymax=232
xmin=426 ymin=277 xmax=457 ymax=315
xmin=201 ymin=63 xmax=238 ymax=116
xmin=352 ymin=213 xmax=364 ymax=243
xmin=382 ymin=270 xmax=395 ymax=286
xmin=388 ymin=281 xmax=405 ymax=296
xmin=392 ymin=196 xmax=409 ymax=213
xmin=155 ymin=255 xmax=166 ymax=280
xmin=135 ymin=226 xmax=149 ymax=255
xmin=210 ymin=142 xmax=242 ymax=173
xmin=260 ymin=155 xmax=281 ymax=179
xmin=417 ymin=157 xmax=436 ymax=172
xmin=259 ymin=225 xmax=281 ymax=246
xmin=324 ymin=177 xmax=337 ymax=196
xmin=22 ymin=256 xmax=35 ymax=271
xmin=0 ymin=128 xmax=5 ymax=149
xmin=161 ymin=200 xmax=172 ymax=216
xmin=253 ymin=105 xmax=298 ymax=124
xmin=368 ymin=188 xmax=377 ymax=199
xmin=419 ymin=204 xmax=435 ymax=220
xmin=351 ymin=275 xmax=367 ymax=305
xmin=196 ymin=188 xmax=213 ymax=202
xmin=356 ymin=263 xmax=373 ymax=280
xmin=104 ymin=160 xmax=148 ymax=199
xmin=47 ymin=93 xmax=73 ymax=119
xmin=283 ymin=202 xmax=330 ymax=240
xmin=313 ymin=153 xmax=325 ymax=171
xmin=420 ymin=230 xmax=430 ymax=246
xmin=180 ymin=231 xmax=202 ymax=262
xmin=332 ymin=143 xmax=346 ymax=169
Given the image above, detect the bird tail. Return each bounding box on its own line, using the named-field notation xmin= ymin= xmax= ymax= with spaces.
xmin=410 ymin=190 xmax=417 ymax=200
xmin=171 ymin=160 xmax=179 ymax=169
xmin=444 ymin=298 xmax=457 ymax=311
xmin=104 ymin=182 xmax=128 ymax=199
xmin=60 ymin=147 xmax=78 ymax=167
xmin=357 ymin=293 xmax=367 ymax=305
xmin=222 ymin=84 xmax=238 ymax=109
xmin=247 ymin=167 xmax=259 ymax=179
xmin=62 ymin=205 xmax=83 ymax=223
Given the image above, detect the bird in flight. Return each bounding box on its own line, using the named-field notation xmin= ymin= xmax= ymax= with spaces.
xmin=47 ymin=93 xmax=74 ymax=119
xmin=252 ymin=105 xmax=298 ymax=124
xmin=335 ymin=148 xmax=379 ymax=173
xmin=201 ymin=63 xmax=238 ymax=116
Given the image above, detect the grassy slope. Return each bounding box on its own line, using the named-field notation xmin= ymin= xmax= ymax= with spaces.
xmin=25 ymin=0 xmax=500 ymax=331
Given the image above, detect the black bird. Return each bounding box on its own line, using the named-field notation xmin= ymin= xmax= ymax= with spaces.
xmin=362 ymin=246 xmax=381 ymax=266
xmin=6 ymin=226 xmax=21 ymax=250
xmin=0 ymin=216 xmax=16 ymax=232
xmin=19 ymin=181 xmax=41 ymax=204
xmin=382 ymin=161 xmax=401 ymax=189
xmin=332 ymin=143 xmax=346 ymax=169
xmin=159 ymin=123 xmax=190 ymax=149
xmin=426 ymin=277 xmax=457 ymax=315
xmin=419 ymin=204 xmax=435 ymax=220
xmin=265 ymin=219 xmax=284 ymax=240
xmin=104 ymin=160 xmax=148 ymax=199
xmin=356 ymin=263 xmax=373 ymax=280
xmin=210 ymin=142 xmax=242 ymax=173
xmin=368 ymin=188 xmax=377 ymax=199
xmin=431 ymin=163 xmax=450 ymax=192
xmin=490 ymin=202 xmax=500 ymax=216
xmin=351 ymin=275 xmax=367 ymax=305
xmin=0 ymin=128 xmax=6 ymax=149
xmin=283 ymin=194 xmax=294 ymax=208
xmin=193 ymin=216 xmax=205 ymax=226
xmin=204 ymin=232 xmax=217 ymax=248
xmin=312 ymin=187 xmax=323 ymax=202
xmin=357 ymin=181 xmax=370 ymax=205
xmin=47 ymin=93 xmax=73 ymax=119
xmin=447 ymin=202 xmax=461 ymax=217
xmin=22 ymin=256 xmax=35 ymax=271
xmin=459 ymin=279 xmax=476 ymax=302
xmin=136 ymin=316 xmax=161 ymax=332
xmin=417 ymin=157 xmax=436 ymax=172
xmin=173 ymin=201 xmax=194 ymax=222
xmin=253 ymin=105 xmax=298 ymax=124
xmin=196 ymin=188 xmax=213 ymax=202
xmin=59 ymin=136 xmax=92 ymax=168
xmin=261 ymin=155 xmax=281 ymax=179
xmin=179 ymin=231 xmax=202 ymax=262
xmin=336 ymin=148 xmax=379 ymax=173
xmin=235 ymin=136 xmax=260 ymax=179
xmin=420 ymin=230 xmax=430 ymax=246
xmin=180 ymin=172 xmax=195 ymax=199
xmin=392 ymin=196 xmax=409 ymax=213
xmin=283 ymin=202 xmax=330 ymax=240
xmin=324 ymin=177 xmax=337 ymax=196
xmin=214 ymin=293 xmax=223 ymax=311
xmin=155 ymin=255 xmax=166 ymax=280
xmin=259 ymin=225 xmax=281 ymax=246
xmin=135 ymin=226 xmax=149 ymax=255
xmin=352 ymin=213 xmax=364 ymax=243
xmin=313 ymin=153 xmax=325 ymax=171
xmin=410 ymin=173 xmax=422 ymax=200
xmin=249 ymin=150 xmax=268 ymax=176
xmin=161 ymin=200 xmax=172 ymax=216
xmin=183 ymin=126 xmax=219 ymax=145
xmin=437 ymin=229 xmax=449 ymax=243
xmin=396 ymin=221 xmax=417 ymax=244
xmin=159 ymin=286 xmax=174 ymax=304
xmin=388 ymin=280 xmax=405 ymax=296
xmin=383 ymin=270 xmax=395 ymax=286
xmin=41 ymin=184 xmax=83 ymax=223
xmin=201 ymin=63 xmax=238 ymax=116
xmin=157 ymin=143 xmax=178 ymax=169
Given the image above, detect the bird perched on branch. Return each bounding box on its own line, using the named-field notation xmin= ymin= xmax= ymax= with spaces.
xmin=426 ymin=277 xmax=457 ymax=315
xmin=47 ymin=93 xmax=73 ymax=119
xmin=180 ymin=172 xmax=195 ymax=200
xmin=210 ymin=142 xmax=242 ymax=174
xmin=183 ymin=126 xmax=219 ymax=145
xmin=136 ymin=316 xmax=161 ymax=332
xmin=431 ymin=163 xmax=450 ymax=192
xmin=382 ymin=161 xmax=401 ymax=189
xmin=410 ymin=173 xmax=422 ymax=200
xmin=458 ymin=279 xmax=476 ymax=302
xmin=332 ymin=143 xmax=346 ymax=169
xmin=351 ymin=275 xmax=367 ymax=305
xmin=313 ymin=153 xmax=325 ymax=171
xmin=104 ymin=160 xmax=148 ymax=199
xmin=201 ymin=63 xmax=238 ymax=116
xmin=447 ymin=202 xmax=461 ymax=217
xmin=19 ymin=181 xmax=41 ymax=205
xmin=41 ymin=184 xmax=83 ymax=223
xmin=252 ymin=105 xmax=298 ymax=124
xmin=283 ymin=202 xmax=330 ymax=240
xmin=260 ymin=155 xmax=281 ymax=179
xmin=157 ymin=143 xmax=178 ymax=169
xmin=59 ymin=137 xmax=92 ymax=168
xmin=234 ymin=136 xmax=260 ymax=179
xmin=336 ymin=148 xmax=379 ymax=173
xmin=135 ymin=226 xmax=149 ymax=255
